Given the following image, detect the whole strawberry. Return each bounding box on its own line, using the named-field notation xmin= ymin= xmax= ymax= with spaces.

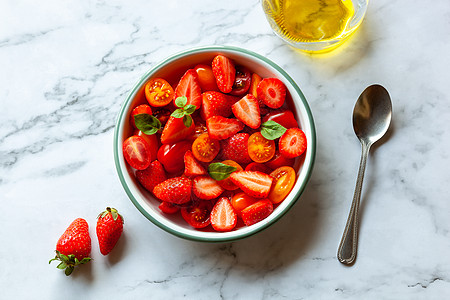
xmin=49 ymin=218 xmax=92 ymax=276
xmin=96 ymin=207 xmax=124 ymax=255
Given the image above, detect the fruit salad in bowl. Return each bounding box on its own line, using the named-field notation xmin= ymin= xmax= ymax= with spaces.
xmin=114 ymin=46 xmax=316 ymax=242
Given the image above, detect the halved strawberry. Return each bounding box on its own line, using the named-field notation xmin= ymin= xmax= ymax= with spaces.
xmin=160 ymin=116 xmax=195 ymax=144
xmin=201 ymin=91 xmax=238 ymax=120
xmin=153 ymin=177 xmax=192 ymax=204
xmin=229 ymin=171 xmax=273 ymax=198
xmin=192 ymin=175 xmax=224 ymax=200
xmin=241 ymin=199 xmax=274 ymax=226
xmin=220 ymin=133 xmax=252 ymax=165
xmin=257 ymin=78 xmax=287 ymax=109
xmin=206 ymin=116 xmax=244 ymax=140
xmin=232 ymin=94 xmax=261 ymax=129
xmin=184 ymin=150 xmax=207 ymax=178
xmin=210 ymin=197 xmax=237 ymax=232
xmin=135 ymin=160 xmax=167 ymax=193
xmin=279 ymin=128 xmax=307 ymax=158
xmin=174 ymin=69 xmax=202 ymax=109
xmin=212 ymin=55 xmax=235 ymax=93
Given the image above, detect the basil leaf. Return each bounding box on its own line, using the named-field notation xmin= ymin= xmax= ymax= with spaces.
xmin=184 ymin=104 xmax=197 ymax=115
xmin=208 ymin=162 xmax=237 ymax=181
xmin=183 ymin=115 xmax=193 ymax=128
xmin=171 ymin=109 xmax=185 ymax=119
xmin=175 ymin=96 xmax=187 ymax=108
xmin=134 ymin=114 xmax=161 ymax=135
xmin=261 ymin=120 xmax=287 ymax=140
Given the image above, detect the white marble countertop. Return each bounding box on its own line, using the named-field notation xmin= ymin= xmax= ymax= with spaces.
xmin=1 ymin=0 xmax=449 ymax=299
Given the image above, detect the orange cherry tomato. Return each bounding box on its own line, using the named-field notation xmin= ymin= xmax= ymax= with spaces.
xmin=250 ymin=73 xmax=262 ymax=98
xmin=268 ymin=166 xmax=296 ymax=204
xmin=192 ymin=132 xmax=220 ymax=162
xmin=231 ymin=192 xmax=258 ymax=217
xmin=248 ymin=132 xmax=275 ymax=163
xmin=145 ymin=78 xmax=174 ymax=107
xmin=195 ymin=64 xmax=219 ymax=92
xmin=217 ymin=160 xmax=243 ymax=191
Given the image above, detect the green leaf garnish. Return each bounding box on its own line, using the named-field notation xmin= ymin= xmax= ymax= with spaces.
xmin=134 ymin=113 xmax=162 ymax=135
xmin=260 ymin=120 xmax=287 ymax=140
xmin=208 ymin=162 xmax=237 ymax=181
xmin=175 ymin=96 xmax=188 ymax=108
xmin=170 ymin=97 xmax=197 ymax=128
xmin=184 ymin=104 xmax=196 ymax=115
xmin=171 ymin=109 xmax=185 ymax=119
xmin=183 ymin=115 xmax=193 ymax=128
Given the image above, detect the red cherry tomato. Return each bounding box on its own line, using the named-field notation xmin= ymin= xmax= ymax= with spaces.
xmin=159 ymin=201 xmax=180 ymax=214
xmin=265 ymin=151 xmax=295 ymax=170
xmin=122 ymin=135 xmax=152 ymax=170
xmin=195 ymin=64 xmax=219 ymax=92
xmin=231 ymin=192 xmax=258 ymax=217
xmin=157 ymin=141 xmax=192 ymax=173
xmin=229 ymin=66 xmax=251 ymax=96
xmin=131 ymin=104 xmax=153 ymax=128
xmin=133 ymin=129 xmax=159 ymax=162
xmin=262 ymin=110 xmax=299 ymax=129
xmin=181 ymin=201 xmax=212 ymax=228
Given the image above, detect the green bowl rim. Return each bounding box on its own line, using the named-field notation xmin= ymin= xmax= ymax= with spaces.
xmin=113 ymin=45 xmax=316 ymax=243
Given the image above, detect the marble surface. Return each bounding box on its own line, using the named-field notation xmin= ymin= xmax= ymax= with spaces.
xmin=1 ymin=0 xmax=450 ymax=299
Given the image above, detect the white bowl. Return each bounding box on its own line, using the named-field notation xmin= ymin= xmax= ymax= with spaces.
xmin=114 ymin=46 xmax=316 ymax=242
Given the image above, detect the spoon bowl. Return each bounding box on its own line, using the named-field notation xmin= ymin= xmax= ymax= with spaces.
xmin=337 ymin=84 xmax=392 ymax=265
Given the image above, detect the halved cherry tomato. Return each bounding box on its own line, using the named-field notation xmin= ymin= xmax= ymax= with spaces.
xmin=248 ymin=132 xmax=275 ymax=163
xmin=195 ymin=64 xmax=219 ymax=92
xmin=265 ymin=151 xmax=295 ymax=170
xmin=131 ymin=104 xmax=152 ymax=128
xmin=133 ymin=129 xmax=159 ymax=162
xmin=230 ymin=66 xmax=251 ymax=96
xmin=152 ymin=108 xmax=171 ymax=126
xmin=181 ymin=201 xmax=212 ymax=228
xmin=268 ymin=166 xmax=296 ymax=204
xmin=217 ymin=160 xmax=243 ymax=190
xmin=192 ymin=132 xmax=220 ymax=162
xmin=122 ymin=135 xmax=152 ymax=170
xmin=159 ymin=201 xmax=180 ymax=214
xmin=145 ymin=78 xmax=174 ymax=107
xmin=250 ymin=73 xmax=262 ymax=99
xmin=157 ymin=141 xmax=192 ymax=174
xmin=262 ymin=110 xmax=299 ymax=129
xmin=231 ymin=192 xmax=258 ymax=217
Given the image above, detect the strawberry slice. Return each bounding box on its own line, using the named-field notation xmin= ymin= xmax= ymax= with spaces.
xmin=192 ymin=175 xmax=224 ymax=200
xmin=241 ymin=199 xmax=274 ymax=226
xmin=229 ymin=171 xmax=273 ymax=198
xmin=153 ymin=177 xmax=192 ymax=204
xmin=206 ymin=116 xmax=244 ymax=140
xmin=220 ymin=133 xmax=252 ymax=165
xmin=212 ymin=54 xmax=236 ymax=93
xmin=201 ymin=91 xmax=238 ymax=120
xmin=184 ymin=150 xmax=207 ymax=178
xmin=135 ymin=160 xmax=167 ymax=193
xmin=160 ymin=116 xmax=195 ymax=144
xmin=174 ymin=69 xmax=202 ymax=109
xmin=279 ymin=128 xmax=307 ymax=158
xmin=232 ymin=94 xmax=261 ymax=129
xmin=257 ymin=78 xmax=287 ymax=109
xmin=210 ymin=197 xmax=237 ymax=232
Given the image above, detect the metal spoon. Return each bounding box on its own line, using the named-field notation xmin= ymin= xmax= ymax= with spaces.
xmin=337 ymin=84 xmax=392 ymax=265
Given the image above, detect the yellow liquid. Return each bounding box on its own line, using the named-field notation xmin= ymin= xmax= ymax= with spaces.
xmin=265 ymin=0 xmax=355 ymax=43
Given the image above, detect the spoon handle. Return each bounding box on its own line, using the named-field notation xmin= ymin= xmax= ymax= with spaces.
xmin=337 ymin=142 xmax=370 ymax=265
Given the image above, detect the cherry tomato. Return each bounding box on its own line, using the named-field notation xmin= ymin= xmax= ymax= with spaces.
xmin=249 ymin=73 xmax=262 ymax=98
xmin=245 ymin=162 xmax=272 ymax=174
xmin=217 ymin=160 xmax=243 ymax=191
xmin=133 ymin=129 xmax=159 ymax=162
xmin=195 ymin=64 xmax=219 ymax=92
xmin=145 ymin=78 xmax=174 ymax=107
xmin=230 ymin=66 xmax=251 ymax=96
xmin=265 ymin=151 xmax=295 ymax=170
xmin=131 ymin=104 xmax=152 ymax=128
xmin=262 ymin=110 xmax=299 ymax=129
xmin=152 ymin=108 xmax=171 ymax=126
xmin=158 ymin=201 xmax=180 ymax=214
xmin=192 ymin=132 xmax=220 ymax=162
xmin=231 ymin=192 xmax=258 ymax=217
xmin=157 ymin=141 xmax=192 ymax=174
xmin=181 ymin=201 xmax=212 ymax=228
xmin=247 ymin=132 xmax=275 ymax=163
xmin=268 ymin=166 xmax=296 ymax=204
xmin=122 ymin=135 xmax=152 ymax=170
